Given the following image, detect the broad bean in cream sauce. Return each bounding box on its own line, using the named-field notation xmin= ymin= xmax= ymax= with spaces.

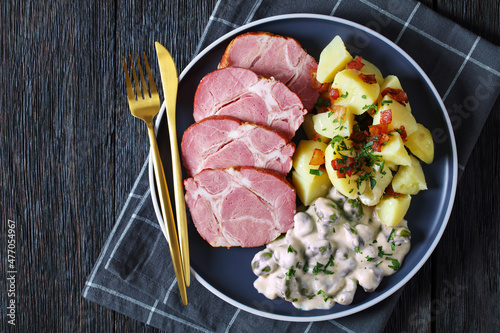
xmin=251 ymin=187 xmax=411 ymax=310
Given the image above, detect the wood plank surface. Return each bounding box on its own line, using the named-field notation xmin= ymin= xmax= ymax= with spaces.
xmin=0 ymin=0 xmax=498 ymax=332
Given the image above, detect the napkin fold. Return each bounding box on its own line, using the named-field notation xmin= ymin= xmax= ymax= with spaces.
xmin=83 ymin=0 xmax=500 ymax=332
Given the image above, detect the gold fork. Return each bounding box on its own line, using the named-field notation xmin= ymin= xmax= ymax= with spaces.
xmin=122 ymin=53 xmax=187 ymax=305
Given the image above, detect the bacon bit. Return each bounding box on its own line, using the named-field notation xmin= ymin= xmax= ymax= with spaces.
xmin=369 ymin=124 xmax=388 ymax=137
xmin=386 ymin=184 xmax=402 ymax=198
xmin=310 ymin=68 xmax=323 ymax=90
xmin=358 ymin=73 xmax=377 ymax=84
xmin=371 ymin=133 xmax=390 ymax=152
xmin=329 ymin=88 xmax=340 ymax=102
xmin=329 ymin=105 xmax=347 ymax=119
xmin=332 ymin=157 xmax=357 ymax=178
xmin=347 ymin=57 xmax=364 ymax=70
xmin=313 ymin=133 xmax=321 ymax=141
xmin=350 ymin=129 xmax=368 ymax=147
xmin=309 ymin=149 xmax=326 ymax=166
xmin=319 ymin=82 xmax=330 ymax=93
xmin=381 ymin=88 xmax=409 ymax=106
xmin=380 ymin=109 xmax=393 ymax=125
xmin=391 ymin=125 xmax=408 ymax=141
xmin=399 ymin=126 xmax=408 ymax=141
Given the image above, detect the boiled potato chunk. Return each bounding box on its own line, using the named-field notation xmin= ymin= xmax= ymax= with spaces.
xmin=386 ymin=161 xmax=399 ymax=172
xmin=359 ymin=166 xmax=393 ymax=206
xmin=302 ymin=113 xmax=330 ymax=143
xmin=392 ymin=155 xmax=428 ymax=195
xmin=375 ymin=193 xmax=412 ymax=226
xmin=312 ymin=106 xmax=355 ymax=138
xmin=293 ymin=140 xmax=328 ymax=182
xmin=292 ymin=168 xmax=332 ymax=206
xmin=316 ymin=35 xmax=353 ymax=83
xmin=373 ymin=96 xmax=418 ymax=135
xmin=380 ymin=75 xmax=403 ymax=92
xmin=324 ymin=139 xmax=367 ymax=199
xmin=378 ymin=75 xmax=401 ymax=105
xmin=332 ymin=69 xmax=380 ymax=115
xmin=358 ymin=57 xmax=384 ymax=86
xmin=404 ymin=123 xmax=434 ymax=164
xmin=373 ymin=132 xmax=411 ymax=166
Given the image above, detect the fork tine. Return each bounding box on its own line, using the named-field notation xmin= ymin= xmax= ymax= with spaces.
xmin=143 ymin=52 xmax=158 ymax=97
xmin=136 ymin=53 xmax=149 ymax=98
xmin=122 ymin=57 xmax=136 ymax=102
xmin=129 ymin=54 xmax=142 ymax=100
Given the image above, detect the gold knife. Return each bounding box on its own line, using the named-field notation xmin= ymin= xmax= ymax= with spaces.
xmin=155 ymin=41 xmax=190 ymax=287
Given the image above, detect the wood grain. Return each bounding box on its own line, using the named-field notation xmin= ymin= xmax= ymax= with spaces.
xmin=0 ymin=0 xmax=498 ymax=332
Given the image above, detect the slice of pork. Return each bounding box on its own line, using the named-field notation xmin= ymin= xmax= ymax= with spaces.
xmin=193 ymin=67 xmax=306 ymax=140
xmin=181 ymin=116 xmax=295 ymax=177
xmin=219 ymin=32 xmax=320 ymax=111
xmin=184 ymin=167 xmax=296 ymax=248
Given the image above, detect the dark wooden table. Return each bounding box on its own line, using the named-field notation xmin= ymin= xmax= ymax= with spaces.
xmin=1 ymin=0 xmax=498 ymax=332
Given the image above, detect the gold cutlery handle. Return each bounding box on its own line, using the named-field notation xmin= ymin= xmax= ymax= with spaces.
xmin=166 ymin=105 xmax=191 ymax=287
xmin=147 ymin=122 xmax=187 ymax=305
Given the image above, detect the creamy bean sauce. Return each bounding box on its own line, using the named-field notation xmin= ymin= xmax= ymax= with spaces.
xmin=251 ymin=187 xmax=411 ymax=310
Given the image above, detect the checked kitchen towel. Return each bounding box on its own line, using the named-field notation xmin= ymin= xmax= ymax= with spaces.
xmin=83 ymin=0 xmax=500 ymax=332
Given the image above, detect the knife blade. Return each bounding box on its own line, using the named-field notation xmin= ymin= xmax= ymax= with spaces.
xmin=155 ymin=41 xmax=190 ymax=287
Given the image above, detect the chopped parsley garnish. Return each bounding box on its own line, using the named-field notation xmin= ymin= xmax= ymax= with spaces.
xmin=309 ymin=169 xmax=323 ymax=176
xmin=287 ymin=245 xmax=297 ymax=254
xmin=387 ymin=229 xmax=396 ymax=251
xmin=340 ymin=91 xmax=349 ymax=98
xmin=387 ymin=258 xmax=401 ymax=271
xmin=317 ymin=289 xmax=333 ymax=302
xmin=377 ymin=246 xmax=392 ymax=258
xmin=362 ymin=104 xmax=378 ymax=113
xmin=361 ymin=94 xmax=367 ymax=99
xmin=365 ymin=256 xmax=376 ymax=262
xmin=312 ymin=262 xmax=323 ymax=275
xmin=381 ymin=100 xmax=393 ymax=106
xmin=286 ymin=266 xmax=296 ymax=277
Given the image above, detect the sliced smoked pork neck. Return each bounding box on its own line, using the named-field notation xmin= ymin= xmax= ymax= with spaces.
xmin=193 ymin=67 xmax=306 ymax=140
xmin=184 ymin=167 xmax=296 ymax=248
xmin=181 ymin=116 xmax=295 ymax=177
xmin=219 ymin=31 xmax=321 ymax=111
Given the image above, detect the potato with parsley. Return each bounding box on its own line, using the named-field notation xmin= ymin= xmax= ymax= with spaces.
xmin=331 ymin=68 xmax=380 ymax=115
xmin=302 ymin=113 xmax=330 ymax=143
xmin=373 ymin=131 xmax=411 ymax=166
xmin=292 ymin=140 xmax=331 ymax=205
xmin=359 ymin=165 xmax=393 ymax=206
xmin=292 ymin=140 xmax=328 ymax=181
xmin=292 ymin=168 xmax=331 ymax=206
xmin=291 ymin=35 xmax=435 ymax=227
xmin=324 ymin=138 xmax=367 ymax=199
xmin=312 ymin=105 xmax=355 ymax=138
xmin=373 ymin=97 xmax=418 ymax=137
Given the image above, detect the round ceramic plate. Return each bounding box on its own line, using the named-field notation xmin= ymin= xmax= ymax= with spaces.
xmin=149 ymin=14 xmax=457 ymax=321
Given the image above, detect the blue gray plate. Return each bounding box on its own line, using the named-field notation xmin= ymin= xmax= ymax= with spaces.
xmin=150 ymin=14 xmax=457 ymax=321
